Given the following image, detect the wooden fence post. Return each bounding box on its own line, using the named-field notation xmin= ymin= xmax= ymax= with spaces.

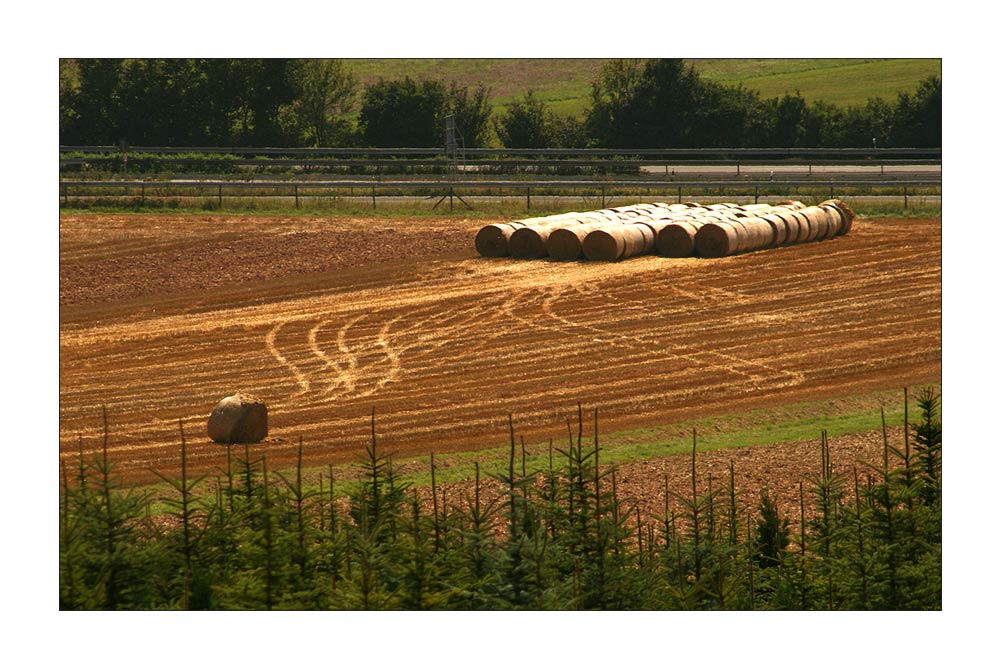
xmin=294 ymin=185 xmax=299 ymax=209
xmin=218 ymin=184 xmax=222 ymax=208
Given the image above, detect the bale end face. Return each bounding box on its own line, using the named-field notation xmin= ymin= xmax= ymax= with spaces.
xmin=546 ymin=227 xmax=587 ymax=261
xmin=695 ymin=222 xmax=738 ymax=258
xmin=582 ymin=228 xmax=625 ymax=262
xmin=820 ymin=199 xmax=856 ymax=235
xmin=508 ymin=227 xmax=549 ymax=259
xmin=475 ymin=224 xmax=515 ymax=257
xmin=657 ymin=222 xmax=698 ymax=258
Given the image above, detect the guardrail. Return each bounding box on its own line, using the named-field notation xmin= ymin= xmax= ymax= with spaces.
xmin=59 ymin=176 xmax=942 ymax=210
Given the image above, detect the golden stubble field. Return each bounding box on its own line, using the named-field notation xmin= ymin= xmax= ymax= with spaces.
xmin=59 ymin=211 xmax=941 ymax=487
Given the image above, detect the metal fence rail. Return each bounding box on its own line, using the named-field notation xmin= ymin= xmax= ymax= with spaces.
xmin=60 ymin=178 xmax=943 ymax=190
xmin=60 ymin=176 xmax=942 ymax=210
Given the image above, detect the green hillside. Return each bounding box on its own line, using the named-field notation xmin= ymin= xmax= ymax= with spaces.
xmin=348 ymin=57 xmax=941 ymax=117
xmin=690 ymin=58 xmax=942 ymax=107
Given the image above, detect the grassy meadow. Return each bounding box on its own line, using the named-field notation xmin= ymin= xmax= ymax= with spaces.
xmin=348 ymin=57 xmax=942 ymax=117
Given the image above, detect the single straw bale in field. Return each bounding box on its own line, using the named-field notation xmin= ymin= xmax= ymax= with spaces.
xmin=475 ymin=221 xmax=524 ymax=257
xmin=628 ymin=222 xmax=658 ymax=256
xmin=813 ymin=207 xmax=839 ymax=240
xmin=789 ymin=212 xmax=812 ymax=243
xmin=796 ymin=207 xmax=823 ymax=241
xmin=657 ymin=221 xmax=704 ymax=257
xmin=614 ymin=223 xmax=656 ymax=260
xmin=727 ymin=218 xmax=762 ymax=253
xmin=547 ymin=222 xmax=611 ymax=261
xmin=583 ymin=226 xmax=630 ymax=261
xmin=508 ymin=224 xmax=567 ymax=259
xmin=761 ymin=213 xmax=789 ymax=246
xmin=819 ymin=199 xmax=856 ymax=235
xmin=799 ymin=208 xmax=826 ymax=242
xmin=729 ymin=217 xmax=765 ymax=251
xmin=771 ymin=212 xmax=800 ymax=245
xmin=819 ymin=204 xmax=846 ymax=237
xmin=695 ymin=221 xmax=742 ymax=258
xmin=814 ymin=206 xmax=839 ymax=240
xmin=743 ymin=217 xmax=778 ymax=248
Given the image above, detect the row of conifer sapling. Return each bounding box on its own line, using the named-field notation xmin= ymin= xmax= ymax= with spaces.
xmin=474 ymin=199 xmax=856 ymax=261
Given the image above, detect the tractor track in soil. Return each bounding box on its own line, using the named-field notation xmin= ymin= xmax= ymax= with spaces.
xmin=59 ymin=212 xmax=941 ymax=490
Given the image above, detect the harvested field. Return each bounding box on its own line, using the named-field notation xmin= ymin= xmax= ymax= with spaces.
xmin=59 ymin=212 xmax=941 ymax=487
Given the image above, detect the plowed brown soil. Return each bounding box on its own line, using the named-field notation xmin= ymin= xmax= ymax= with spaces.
xmin=59 ymin=212 xmax=941 ymax=487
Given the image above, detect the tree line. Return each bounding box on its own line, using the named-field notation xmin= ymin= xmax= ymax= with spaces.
xmin=59 ymin=58 xmax=941 ymax=149
xmin=60 ymin=389 xmax=940 ymax=610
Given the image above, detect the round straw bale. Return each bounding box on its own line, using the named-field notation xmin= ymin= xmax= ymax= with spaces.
xmin=582 ymin=226 xmax=628 ymax=261
xmin=762 ymin=213 xmax=789 ymax=246
xmin=475 ymin=222 xmax=524 ymax=257
xmin=788 ymin=212 xmax=810 ymax=243
xmin=797 ymin=207 xmax=823 ymax=241
xmin=815 ymin=207 xmax=837 ymax=240
xmin=778 ymin=212 xmax=802 ymax=243
xmin=737 ymin=217 xmax=774 ymax=250
xmin=657 ymin=221 xmax=702 ymax=257
xmin=820 ymin=199 xmax=855 ymax=235
xmin=546 ymin=222 xmax=607 ymax=261
xmin=620 ymin=225 xmax=645 ymax=259
xmin=735 ymin=218 xmax=770 ymax=252
xmin=800 ymin=208 xmax=826 ymax=242
xmin=757 ymin=217 xmax=780 ymax=248
xmin=626 ymin=223 xmax=657 ymax=258
xmin=818 ymin=204 xmax=845 ymax=237
xmin=695 ymin=221 xmax=742 ymax=258
xmin=817 ymin=207 xmax=840 ymax=240
xmin=508 ymin=226 xmax=553 ymax=259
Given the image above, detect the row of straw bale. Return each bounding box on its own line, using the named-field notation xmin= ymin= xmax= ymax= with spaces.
xmin=474 ymin=199 xmax=854 ymax=261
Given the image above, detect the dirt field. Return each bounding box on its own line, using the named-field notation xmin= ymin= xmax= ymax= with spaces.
xmin=59 ymin=211 xmax=941 ymax=487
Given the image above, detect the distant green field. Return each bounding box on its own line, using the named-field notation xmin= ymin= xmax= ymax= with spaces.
xmin=691 ymin=58 xmax=942 ymax=107
xmin=348 ymin=57 xmax=941 ymax=117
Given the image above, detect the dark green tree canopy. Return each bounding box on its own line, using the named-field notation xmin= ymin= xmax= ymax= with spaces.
xmin=59 ymin=58 xmax=941 ymax=149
